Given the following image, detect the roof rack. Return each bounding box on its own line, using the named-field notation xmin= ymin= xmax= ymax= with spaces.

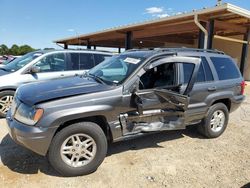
xmin=156 ymin=48 xmax=225 ymax=54
xmin=126 ymin=47 xmax=225 ymax=54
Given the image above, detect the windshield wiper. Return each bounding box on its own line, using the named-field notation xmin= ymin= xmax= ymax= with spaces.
xmin=88 ymin=73 xmax=106 ymax=85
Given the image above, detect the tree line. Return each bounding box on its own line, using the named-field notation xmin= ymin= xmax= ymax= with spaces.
xmin=0 ymin=44 xmax=36 ymax=56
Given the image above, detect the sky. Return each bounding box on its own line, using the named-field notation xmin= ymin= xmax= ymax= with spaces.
xmin=1 ymin=0 xmax=250 ymax=49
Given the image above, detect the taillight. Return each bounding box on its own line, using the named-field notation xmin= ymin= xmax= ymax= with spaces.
xmin=240 ymin=81 xmax=246 ymax=95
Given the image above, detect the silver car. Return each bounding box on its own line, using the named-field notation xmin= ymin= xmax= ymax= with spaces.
xmin=0 ymin=49 xmax=112 ymax=117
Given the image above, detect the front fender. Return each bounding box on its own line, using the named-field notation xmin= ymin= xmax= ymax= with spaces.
xmin=38 ymin=105 xmax=114 ymax=129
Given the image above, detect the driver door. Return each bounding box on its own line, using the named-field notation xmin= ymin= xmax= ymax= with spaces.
xmin=120 ymin=56 xmax=200 ymax=135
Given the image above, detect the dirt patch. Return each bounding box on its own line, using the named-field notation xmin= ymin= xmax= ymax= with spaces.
xmin=0 ymin=86 xmax=249 ymax=188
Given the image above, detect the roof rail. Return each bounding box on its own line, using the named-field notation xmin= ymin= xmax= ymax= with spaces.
xmin=125 ymin=47 xmax=225 ymax=54
xmin=156 ymin=48 xmax=225 ymax=54
xmin=66 ymin=48 xmax=113 ymax=53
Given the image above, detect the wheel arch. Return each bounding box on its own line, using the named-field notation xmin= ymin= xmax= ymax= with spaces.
xmin=211 ymin=98 xmax=231 ymax=112
xmin=0 ymin=88 xmax=16 ymax=93
xmin=54 ymin=115 xmax=113 ymax=143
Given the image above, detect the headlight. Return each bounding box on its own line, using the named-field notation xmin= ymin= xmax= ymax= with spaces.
xmin=14 ymin=103 xmax=44 ymax=125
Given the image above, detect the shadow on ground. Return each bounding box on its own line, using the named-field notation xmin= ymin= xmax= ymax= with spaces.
xmin=241 ymin=183 xmax=250 ymax=188
xmin=0 ymin=125 xmax=203 ymax=177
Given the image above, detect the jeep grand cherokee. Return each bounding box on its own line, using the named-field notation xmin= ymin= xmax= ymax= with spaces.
xmin=6 ymin=48 xmax=245 ymax=176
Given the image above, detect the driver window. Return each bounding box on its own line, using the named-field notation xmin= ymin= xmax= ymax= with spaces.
xmin=139 ymin=63 xmax=176 ymax=90
xmin=35 ymin=53 xmax=66 ymax=72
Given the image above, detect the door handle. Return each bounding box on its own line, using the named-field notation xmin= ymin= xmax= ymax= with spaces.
xmin=208 ymin=86 xmax=216 ymax=91
xmin=60 ymin=74 xmax=64 ymax=77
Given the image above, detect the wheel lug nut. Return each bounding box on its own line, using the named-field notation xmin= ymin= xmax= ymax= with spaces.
xmin=76 ymin=153 xmax=79 ymax=156
xmin=76 ymin=144 xmax=79 ymax=147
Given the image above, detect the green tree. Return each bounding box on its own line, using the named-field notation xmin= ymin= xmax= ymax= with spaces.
xmin=18 ymin=45 xmax=35 ymax=55
xmin=9 ymin=44 xmax=19 ymax=55
xmin=0 ymin=44 xmax=9 ymax=55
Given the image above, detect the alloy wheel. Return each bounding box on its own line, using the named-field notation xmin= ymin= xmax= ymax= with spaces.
xmin=0 ymin=95 xmax=14 ymax=115
xmin=210 ymin=110 xmax=225 ymax=133
xmin=60 ymin=133 xmax=97 ymax=168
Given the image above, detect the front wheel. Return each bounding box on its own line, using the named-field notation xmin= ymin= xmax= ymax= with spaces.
xmin=48 ymin=122 xmax=107 ymax=177
xmin=198 ymin=103 xmax=229 ymax=138
xmin=0 ymin=90 xmax=15 ymax=118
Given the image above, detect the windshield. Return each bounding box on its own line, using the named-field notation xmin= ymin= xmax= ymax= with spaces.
xmin=2 ymin=51 xmax=43 ymax=72
xmin=88 ymin=54 xmax=146 ymax=85
xmin=3 ymin=57 xmax=16 ymax=65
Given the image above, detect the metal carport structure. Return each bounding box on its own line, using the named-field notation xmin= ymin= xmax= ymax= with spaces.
xmin=54 ymin=3 xmax=250 ymax=80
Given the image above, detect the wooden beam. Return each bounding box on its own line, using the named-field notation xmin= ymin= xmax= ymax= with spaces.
xmin=214 ymin=35 xmax=250 ymax=44
xmin=215 ymin=20 xmax=247 ymax=33
xmin=133 ymin=23 xmax=198 ymax=38
xmin=138 ymin=35 xmax=195 ymax=45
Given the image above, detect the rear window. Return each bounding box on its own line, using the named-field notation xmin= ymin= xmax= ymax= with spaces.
xmin=210 ymin=57 xmax=240 ymax=80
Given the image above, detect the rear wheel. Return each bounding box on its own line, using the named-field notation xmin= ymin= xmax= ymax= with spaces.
xmin=198 ymin=103 xmax=229 ymax=138
xmin=0 ymin=90 xmax=15 ymax=118
xmin=48 ymin=122 xmax=107 ymax=177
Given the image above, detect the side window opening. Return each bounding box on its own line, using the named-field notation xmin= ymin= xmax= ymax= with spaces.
xmin=68 ymin=53 xmax=80 ymax=70
xmin=35 ymin=53 xmax=66 ymax=72
xmin=183 ymin=57 xmax=214 ymax=84
xmin=196 ymin=62 xmax=205 ymax=82
xmin=139 ymin=63 xmax=177 ymax=91
xmin=183 ymin=63 xmax=194 ymax=84
xmin=202 ymin=57 xmax=214 ymax=82
xmin=68 ymin=53 xmax=96 ymax=70
xmin=79 ymin=53 xmax=95 ymax=70
xmin=94 ymin=54 xmax=111 ymax=66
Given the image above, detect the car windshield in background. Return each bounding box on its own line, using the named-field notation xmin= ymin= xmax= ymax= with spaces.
xmin=88 ymin=55 xmax=146 ymax=85
xmin=2 ymin=52 xmax=43 ymax=72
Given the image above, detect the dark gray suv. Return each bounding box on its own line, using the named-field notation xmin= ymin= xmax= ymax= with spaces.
xmin=6 ymin=48 xmax=245 ymax=176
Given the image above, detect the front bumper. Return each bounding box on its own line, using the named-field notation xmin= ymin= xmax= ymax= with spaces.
xmin=6 ymin=111 xmax=57 ymax=156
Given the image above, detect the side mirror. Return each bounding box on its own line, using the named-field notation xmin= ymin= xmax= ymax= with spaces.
xmin=30 ymin=65 xmax=41 ymax=73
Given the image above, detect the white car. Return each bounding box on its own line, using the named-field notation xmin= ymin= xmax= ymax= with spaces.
xmin=0 ymin=49 xmax=112 ymax=117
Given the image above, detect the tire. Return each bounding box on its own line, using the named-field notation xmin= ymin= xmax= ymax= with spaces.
xmin=198 ymin=103 xmax=229 ymax=138
xmin=0 ymin=90 xmax=15 ymax=118
xmin=48 ymin=122 xmax=108 ymax=177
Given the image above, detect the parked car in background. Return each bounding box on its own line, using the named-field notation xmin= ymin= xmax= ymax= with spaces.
xmin=0 ymin=55 xmax=7 ymax=64
xmin=0 ymin=49 xmax=112 ymax=117
xmin=6 ymin=48 xmax=245 ymax=176
xmin=0 ymin=56 xmax=21 ymax=67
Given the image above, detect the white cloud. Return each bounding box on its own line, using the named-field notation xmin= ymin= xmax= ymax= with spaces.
xmin=156 ymin=14 xmax=169 ymax=18
xmin=145 ymin=7 xmax=164 ymax=14
xmin=175 ymin=12 xmax=183 ymax=15
xmin=67 ymin=29 xmax=75 ymax=32
xmin=145 ymin=6 xmax=183 ymax=18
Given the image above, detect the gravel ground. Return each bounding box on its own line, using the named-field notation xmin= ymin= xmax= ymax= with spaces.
xmin=0 ymin=86 xmax=249 ymax=188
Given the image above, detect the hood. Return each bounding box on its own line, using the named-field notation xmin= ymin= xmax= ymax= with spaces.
xmin=16 ymin=76 xmax=114 ymax=106
xmin=0 ymin=69 xmax=11 ymax=76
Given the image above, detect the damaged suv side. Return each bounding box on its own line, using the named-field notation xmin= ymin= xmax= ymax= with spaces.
xmin=6 ymin=48 xmax=245 ymax=176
